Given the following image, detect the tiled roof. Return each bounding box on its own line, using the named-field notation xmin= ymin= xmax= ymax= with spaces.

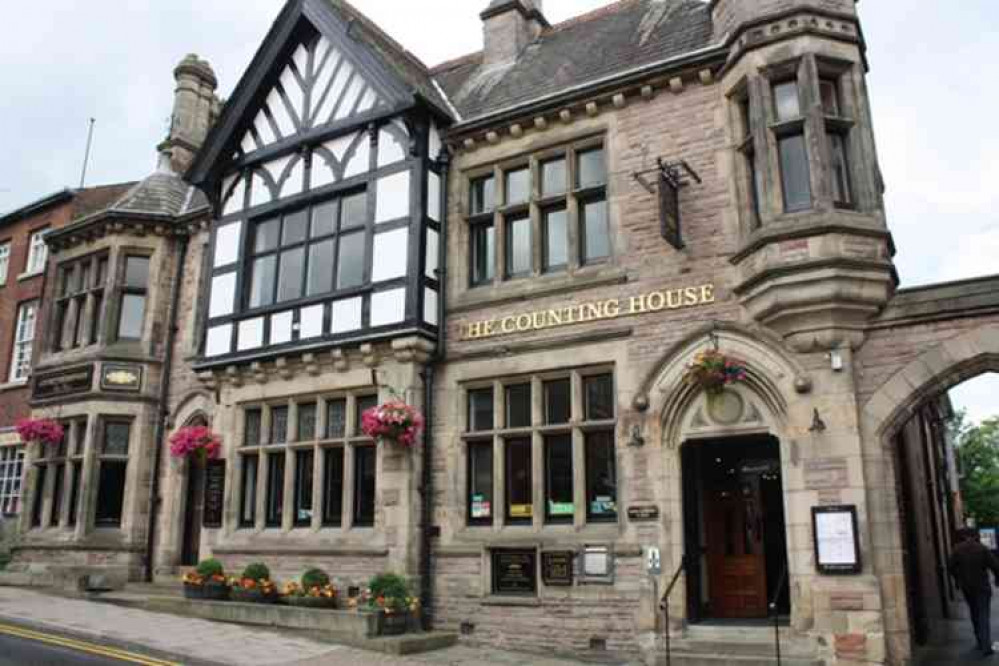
xmin=71 ymin=183 xmax=137 ymax=219
xmin=108 ymin=156 xmax=209 ymax=218
xmin=431 ymin=0 xmax=714 ymax=123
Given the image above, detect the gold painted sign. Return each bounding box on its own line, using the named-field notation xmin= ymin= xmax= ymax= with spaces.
xmin=461 ymin=283 xmax=716 ymax=341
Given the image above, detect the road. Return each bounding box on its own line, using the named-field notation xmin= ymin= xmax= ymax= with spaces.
xmin=0 ymin=623 xmax=181 ymax=666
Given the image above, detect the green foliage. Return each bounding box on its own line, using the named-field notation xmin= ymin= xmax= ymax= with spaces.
xmin=301 ymin=568 xmax=330 ymax=590
xmin=242 ymin=562 xmax=271 ymax=582
xmin=195 ymin=558 xmax=224 ymax=578
xmin=955 ymin=413 xmax=999 ymax=526
xmin=368 ymin=572 xmax=411 ymax=611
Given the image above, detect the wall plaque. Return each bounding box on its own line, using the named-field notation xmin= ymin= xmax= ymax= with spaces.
xmin=542 ymin=551 xmax=574 ymax=587
xmin=627 ymin=505 xmax=660 ymax=522
xmin=32 ymin=365 xmax=93 ymax=399
xmin=202 ymin=460 xmax=226 ymax=528
xmin=100 ymin=364 xmax=143 ymax=392
xmin=492 ymin=549 xmax=537 ymax=595
xmin=812 ymin=505 xmax=862 ymax=575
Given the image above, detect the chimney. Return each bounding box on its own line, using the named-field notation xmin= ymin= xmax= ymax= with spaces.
xmin=159 ymin=54 xmax=219 ymax=174
xmin=480 ymin=0 xmax=548 ymax=67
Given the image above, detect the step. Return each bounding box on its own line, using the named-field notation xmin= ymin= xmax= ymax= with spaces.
xmin=656 ymin=655 xmax=822 ymax=666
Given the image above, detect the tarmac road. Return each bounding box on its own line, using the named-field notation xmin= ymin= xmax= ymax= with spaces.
xmin=0 ymin=623 xmax=182 ymax=666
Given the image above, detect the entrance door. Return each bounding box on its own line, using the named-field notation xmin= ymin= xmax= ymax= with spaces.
xmin=180 ymin=458 xmax=205 ymax=567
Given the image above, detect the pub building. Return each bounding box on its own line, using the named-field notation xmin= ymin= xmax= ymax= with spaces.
xmin=4 ymin=1 xmax=977 ymax=665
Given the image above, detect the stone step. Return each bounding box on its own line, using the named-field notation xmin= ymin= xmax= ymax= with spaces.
xmin=656 ymin=654 xmax=822 ymax=666
xmin=668 ymin=641 xmax=816 ymax=659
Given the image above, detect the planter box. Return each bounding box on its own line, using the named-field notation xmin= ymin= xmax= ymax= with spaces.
xmin=378 ymin=610 xmax=410 ymax=636
xmin=184 ymin=583 xmax=230 ymax=601
xmin=231 ymin=587 xmax=279 ymax=604
xmin=283 ymin=595 xmax=339 ymax=609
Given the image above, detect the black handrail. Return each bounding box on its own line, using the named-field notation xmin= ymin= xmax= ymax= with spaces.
xmin=769 ymin=566 xmax=788 ymax=666
xmin=659 ymin=556 xmax=688 ymax=666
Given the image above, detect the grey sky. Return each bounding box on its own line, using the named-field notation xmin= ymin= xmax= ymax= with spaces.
xmin=0 ymin=0 xmax=995 ymax=421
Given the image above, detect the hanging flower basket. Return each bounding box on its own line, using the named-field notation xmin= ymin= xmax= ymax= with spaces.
xmin=169 ymin=426 xmax=222 ymax=463
xmin=685 ymin=350 xmax=747 ymax=395
xmin=361 ymin=401 xmax=424 ymax=447
xmin=15 ymin=418 xmax=64 ymax=448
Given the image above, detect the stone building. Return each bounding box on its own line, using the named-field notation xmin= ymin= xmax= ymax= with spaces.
xmin=7 ymin=2 xmax=999 ymax=666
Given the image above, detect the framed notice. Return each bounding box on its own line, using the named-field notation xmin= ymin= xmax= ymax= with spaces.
xmin=492 ymin=549 xmax=537 ymax=595
xmin=202 ymin=459 xmax=226 ymax=528
xmin=542 ymin=551 xmax=574 ymax=587
xmin=812 ymin=505 xmax=861 ymax=574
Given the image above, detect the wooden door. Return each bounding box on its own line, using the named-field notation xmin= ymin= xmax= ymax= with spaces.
xmin=180 ymin=460 xmax=204 ymax=567
xmin=706 ymin=479 xmax=768 ymax=618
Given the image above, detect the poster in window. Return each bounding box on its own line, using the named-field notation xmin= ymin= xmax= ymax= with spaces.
xmin=471 ymin=494 xmax=491 ymax=519
xmin=659 ymin=172 xmax=683 ymax=250
xmin=202 ymin=460 xmax=226 ymax=528
xmin=812 ymin=505 xmax=861 ymax=574
xmin=509 ymin=503 xmax=532 ymax=518
xmin=548 ymin=501 xmax=574 ymax=517
xmin=590 ymin=496 xmax=616 ymax=516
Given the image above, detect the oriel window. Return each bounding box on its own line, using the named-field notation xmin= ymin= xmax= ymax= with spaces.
xmin=116 ymin=256 xmax=150 ymax=340
xmin=53 ymin=253 xmax=108 ymax=351
xmin=772 ymin=79 xmax=812 ymax=212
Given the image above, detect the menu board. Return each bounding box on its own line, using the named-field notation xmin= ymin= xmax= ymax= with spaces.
xmin=812 ymin=505 xmax=861 ymax=574
xmin=492 ymin=549 xmax=537 ymax=595
xmin=202 ymin=460 xmax=226 ymax=528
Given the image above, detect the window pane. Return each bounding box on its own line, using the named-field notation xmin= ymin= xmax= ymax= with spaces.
xmin=584 ymin=374 xmax=614 ymax=421
xmin=326 ymin=399 xmax=347 ymax=439
xmin=240 ymin=455 xmax=258 ymax=527
xmin=293 ymin=449 xmax=314 ymax=527
xmin=544 ymin=379 xmax=571 ymax=424
xmin=506 ymin=384 xmax=532 ymax=428
xmin=297 ymin=403 xmax=317 ymax=441
xmin=103 ymin=422 xmax=131 ymax=455
xmin=778 ymin=134 xmax=812 ymax=211
xmin=355 ymin=396 xmax=378 ymax=436
xmin=322 ymin=448 xmax=344 ymax=526
xmin=254 ymin=218 xmax=280 ymax=253
xmin=505 ymin=438 xmax=532 ymax=522
xmin=249 ymin=255 xmax=277 ymax=308
xmin=354 ymin=446 xmax=376 ymax=527
xmin=581 ymin=198 xmax=609 ymax=263
xmin=265 ymin=452 xmax=284 ymax=527
xmin=95 ymin=461 xmax=127 ymax=527
xmin=471 ymin=222 xmax=495 ymax=285
xmin=828 ymin=133 xmax=852 ymax=205
xmin=773 ymin=81 xmax=801 ymax=121
xmin=337 ymin=232 xmax=365 ymax=289
xmin=467 ymin=442 xmax=493 ymax=525
xmin=545 ymin=435 xmax=573 ymax=523
xmin=270 ymin=407 xmax=288 ymax=444
xmin=470 ymin=176 xmax=495 ymax=215
xmin=820 ymin=79 xmax=840 ymax=116
xmin=541 ymin=158 xmax=567 ymax=197
xmin=505 ymin=168 xmax=530 ymax=205
xmin=31 ymin=465 xmax=46 ymax=527
xmin=505 ymin=215 xmax=531 ymax=277
xmin=282 ymin=210 xmax=309 ymax=245
xmin=586 ymin=431 xmax=617 ymax=521
xmin=311 ymin=201 xmax=338 ymax=238
xmin=67 ymin=462 xmax=81 ymax=527
xmin=577 ymin=148 xmax=606 ymax=189
xmin=307 ymin=240 xmax=335 ymax=296
xmin=49 ymin=463 xmax=64 ymax=527
xmin=244 ymin=409 xmax=262 ymax=447
xmin=117 ymin=294 xmax=146 ymax=339
xmin=277 ymin=247 xmax=305 ymax=302
xmin=124 ymin=256 xmax=150 ymax=288
xmin=468 ymin=388 xmax=494 ymax=432
xmin=543 ymin=208 xmax=568 ymax=271
xmin=341 ymin=192 xmax=367 ymax=229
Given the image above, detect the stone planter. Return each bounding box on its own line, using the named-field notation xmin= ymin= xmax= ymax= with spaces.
xmin=378 ymin=609 xmax=410 ymax=636
xmin=231 ymin=586 xmax=279 ymax=604
xmin=184 ymin=582 xmax=230 ymax=601
xmin=283 ymin=595 xmax=339 ymax=609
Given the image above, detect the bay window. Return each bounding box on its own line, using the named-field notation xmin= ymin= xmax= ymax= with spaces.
xmin=116 ymin=256 xmax=149 ymax=340
xmin=53 ymin=253 xmax=108 ymax=351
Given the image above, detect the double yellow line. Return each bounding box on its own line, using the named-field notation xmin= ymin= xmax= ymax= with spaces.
xmin=0 ymin=622 xmax=181 ymax=665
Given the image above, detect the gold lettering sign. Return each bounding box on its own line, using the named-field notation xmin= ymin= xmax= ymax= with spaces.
xmin=461 ymin=283 xmax=716 ymax=341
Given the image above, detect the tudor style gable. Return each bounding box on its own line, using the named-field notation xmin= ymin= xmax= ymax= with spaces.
xmin=189 ymin=0 xmax=451 ymax=367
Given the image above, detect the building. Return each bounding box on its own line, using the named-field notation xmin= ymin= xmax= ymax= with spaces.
xmin=7 ymin=2 xmax=999 ymax=665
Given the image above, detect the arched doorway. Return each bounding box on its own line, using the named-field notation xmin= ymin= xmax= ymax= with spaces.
xmin=180 ymin=414 xmax=209 ymax=567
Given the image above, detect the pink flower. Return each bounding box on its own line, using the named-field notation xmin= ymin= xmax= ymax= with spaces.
xmin=169 ymin=426 xmax=222 ymax=460
xmin=360 ymin=401 xmax=424 ymax=447
xmin=16 ymin=419 xmax=65 ymax=447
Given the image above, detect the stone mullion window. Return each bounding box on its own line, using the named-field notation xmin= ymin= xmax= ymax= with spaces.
xmin=94 ymin=419 xmax=132 ymax=529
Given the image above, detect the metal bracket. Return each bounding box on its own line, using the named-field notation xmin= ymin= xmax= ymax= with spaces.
xmin=632 ymin=158 xmax=702 ymax=194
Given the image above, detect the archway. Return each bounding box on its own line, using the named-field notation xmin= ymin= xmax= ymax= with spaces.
xmin=179 ymin=413 xmax=209 ymax=567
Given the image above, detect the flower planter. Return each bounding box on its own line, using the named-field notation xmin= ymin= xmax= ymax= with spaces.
xmin=284 ymin=595 xmax=339 ymax=610
xmin=184 ymin=582 xmax=231 ymax=601
xmin=378 ymin=610 xmax=410 ymax=636
xmin=231 ymin=586 xmax=280 ymax=604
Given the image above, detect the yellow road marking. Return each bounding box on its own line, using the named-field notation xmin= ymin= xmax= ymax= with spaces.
xmin=0 ymin=622 xmax=181 ymax=665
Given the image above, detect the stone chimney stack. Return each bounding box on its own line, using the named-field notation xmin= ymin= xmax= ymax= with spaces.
xmin=480 ymin=0 xmax=548 ymax=67
xmin=159 ymin=54 xmax=219 ymax=174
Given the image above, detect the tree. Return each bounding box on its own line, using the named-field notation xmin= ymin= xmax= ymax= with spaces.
xmin=954 ymin=413 xmax=999 ymax=526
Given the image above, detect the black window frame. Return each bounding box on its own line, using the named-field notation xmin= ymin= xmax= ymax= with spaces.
xmin=543 ymin=434 xmax=574 ymax=524
xmin=264 ymin=451 xmax=285 ymax=528
xmin=293 ymin=448 xmax=314 ymax=527
xmin=353 ymin=445 xmax=376 ymax=527
xmin=239 ymin=453 xmax=259 ymax=528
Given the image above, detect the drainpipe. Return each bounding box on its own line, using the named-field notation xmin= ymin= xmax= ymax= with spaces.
xmin=419 ymin=143 xmax=449 ymax=631
xmin=144 ymin=232 xmax=190 ymax=582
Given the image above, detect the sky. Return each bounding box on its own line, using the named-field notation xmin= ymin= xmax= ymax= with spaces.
xmin=0 ymin=0 xmax=996 ymax=422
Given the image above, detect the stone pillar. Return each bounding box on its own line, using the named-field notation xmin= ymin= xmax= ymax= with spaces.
xmin=160 ymin=54 xmax=219 ymax=174
xmin=480 ymin=0 xmax=548 ymax=67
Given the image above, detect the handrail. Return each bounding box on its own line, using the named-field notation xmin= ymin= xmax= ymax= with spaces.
xmin=659 ymin=556 xmax=688 ymax=666
xmin=769 ymin=566 xmax=788 ymax=666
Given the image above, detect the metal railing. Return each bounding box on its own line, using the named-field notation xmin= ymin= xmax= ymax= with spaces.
xmin=769 ymin=566 xmax=788 ymax=666
xmin=659 ymin=556 xmax=688 ymax=666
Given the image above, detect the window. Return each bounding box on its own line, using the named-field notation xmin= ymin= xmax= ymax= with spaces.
xmin=24 ymin=229 xmax=48 ymax=275
xmin=65 ymin=418 xmax=86 ymax=528
xmin=95 ymin=420 xmax=130 ymax=527
xmin=735 ymin=91 xmax=762 ymax=226
xmin=772 ymin=79 xmax=811 ymax=212
xmin=53 ymin=253 xmax=108 ymax=350
xmin=30 ymin=466 xmax=46 ymax=528
xmin=117 ymin=256 xmax=149 ymax=340
xmin=819 ymin=74 xmax=853 ymax=207
xmin=9 ymin=300 xmax=38 ymax=382
xmin=240 ymin=392 xmax=378 ymax=531
xmin=0 ymin=242 xmax=9 ymax=285
xmin=463 ymin=368 xmax=617 ymax=527
xmin=247 ymin=193 xmax=368 ymax=309
xmin=0 ymin=446 xmax=25 ymax=516
xmin=466 ymin=140 xmax=610 ymax=287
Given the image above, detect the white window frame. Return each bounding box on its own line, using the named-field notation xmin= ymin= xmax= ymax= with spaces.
xmin=9 ymin=300 xmax=38 ymax=383
xmin=0 ymin=241 xmax=10 ymax=285
xmin=0 ymin=445 xmax=25 ymax=515
xmin=24 ymin=229 xmax=48 ymax=276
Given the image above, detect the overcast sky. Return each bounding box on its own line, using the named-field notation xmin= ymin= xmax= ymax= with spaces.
xmin=0 ymin=0 xmax=995 ymax=422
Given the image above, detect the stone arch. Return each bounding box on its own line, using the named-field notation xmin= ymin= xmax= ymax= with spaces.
xmin=169 ymin=390 xmax=215 ymax=431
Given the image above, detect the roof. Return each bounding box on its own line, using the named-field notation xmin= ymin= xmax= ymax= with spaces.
xmin=107 ymin=154 xmax=208 ymax=218
xmin=431 ymin=0 xmax=715 ymax=123
xmin=0 ymin=183 xmax=135 ymax=231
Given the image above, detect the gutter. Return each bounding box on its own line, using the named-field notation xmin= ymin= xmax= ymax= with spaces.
xmin=144 ymin=233 xmax=190 ymax=582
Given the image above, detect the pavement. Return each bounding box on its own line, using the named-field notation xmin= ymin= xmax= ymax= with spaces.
xmin=916 ymin=611 xmax=999 ymax=666
xmin=0 ymin=587 xmax=605 ymax=666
